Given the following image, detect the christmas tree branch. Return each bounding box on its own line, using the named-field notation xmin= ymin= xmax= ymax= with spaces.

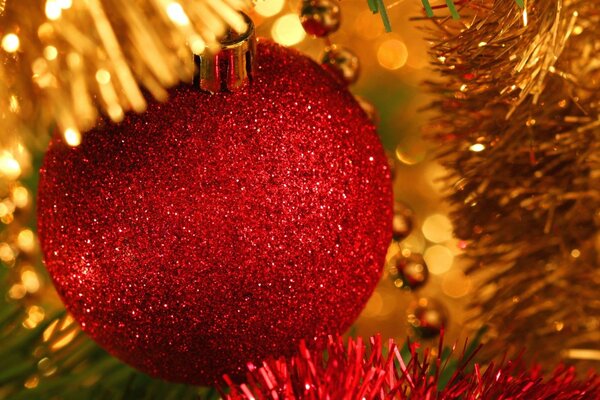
xmin=427 ymin=0 xmax=600 ymax=368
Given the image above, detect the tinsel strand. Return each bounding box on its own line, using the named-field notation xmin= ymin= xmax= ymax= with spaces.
xmin=0 ymin=0 xmax=249 ymax=148
xmin=426 ymin=0 xmax=600 ymax=368
xmin=223 ymin=334 xmax=600 ymax=399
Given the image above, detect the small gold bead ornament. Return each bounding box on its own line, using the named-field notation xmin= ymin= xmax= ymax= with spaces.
xmin=300 ymin=0 xmax=341 ymax=37
xmin=321 ymin=45 xmax=360 ymax=85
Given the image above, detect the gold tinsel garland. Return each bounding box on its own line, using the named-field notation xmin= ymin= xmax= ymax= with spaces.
xmin=0 ymin=0 xmax=249 ymax=148
xmin=428 ymin=0 xmax=600 ymax=367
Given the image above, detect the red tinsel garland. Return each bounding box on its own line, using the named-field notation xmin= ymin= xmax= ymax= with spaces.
xmin=222 ymin=334 xmax=600 ymax=399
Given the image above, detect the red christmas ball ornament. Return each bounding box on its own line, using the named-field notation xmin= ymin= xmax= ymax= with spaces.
xmin=37 ymin=29 xmax=393 ymax=385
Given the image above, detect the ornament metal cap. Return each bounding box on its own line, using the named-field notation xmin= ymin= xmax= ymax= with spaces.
xmin=193 ymin=13 xmax=256 ymax=93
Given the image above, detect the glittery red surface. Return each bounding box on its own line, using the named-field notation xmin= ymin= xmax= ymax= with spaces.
xmin=37 ymin=40 xmax=393 ymax=385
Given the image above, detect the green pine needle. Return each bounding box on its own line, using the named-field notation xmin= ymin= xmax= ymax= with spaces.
xmin=445 ymin=0 xmax=460 ymax=20
xmin=421 ymin=0 xmax=434 ymax=17
xmin=376 ymin=0 xmax=392 ymax=32
xmin=390 ymin=0 xmax=526 ymax=25
xmin=367 ymin=0 xmax=378 ymax=14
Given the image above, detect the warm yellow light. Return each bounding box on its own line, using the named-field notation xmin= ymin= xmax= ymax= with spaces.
xmin=67 ymin=52 xmax=82 ymax=67
xmin=44 ymin=45 xmax=58 ymax=60
xmin=189 ymin=34 xmax=206 ymax=54
xmin=571 ymin=249 xmax=581 ymax=258
xmin=565 ymin=349 xmax=600 ymax=361
xmin=18 ymin=229 xmax=35 ymax=252
xmin=0 ymin=199 xmax=15 ymax=217
xmin=2 ymin=33 xmax=20 ymax=53
xmin=51 ymin=329 xmax=78 ymax=350
xmin=12 ymin=186 xmax=29 ymax=208
xmin=24 ymin=376 xmax=40 ymax=389
xmin=64 ymin=128 xmax=81 ymax=147
xmin=95 ymin=69 xmax=111 ymax=85
xmin=424 ymin=245 xmax=454 ymax=275
xmin=9 ymin=283 xmax=26 ymax=299
xmin=166 ymin=2 xmax=190 ymax=26
xmin=554 ymin=321 xmax=565 ymax=332
xmin=395 ymin=142 xmax=427 ymax=166
xmin=107 ymin=104 xmax=125 ymax=122
xmin=377 ymin=39 xmax=408 ymax=70
xmin=469 ymin=143 xmax=485 ymax=152
xmin=21 ymin=270 xmax=41 ymax=293
xmin=9 ymin=95 xmax=20 ymax=113
xmin=255 ymin=0 xmax=284 ymax=17
xmin=271 ymin=14 xmax=305 ymax=47
xmin=45 ymin=0 xmax=62 ymax=20
xmin=43 ymin=319 xmax=60 ymax=342
xmin=0 ymin=242 xmax=14 ymax=263
xmin=57 ymin=0 xmax=73 ymax=9
xmin=0 ymin=152 xmax=21 ymax=180
xmin=422 ymin=214 xmax=453 ymax=243
xmin=23 ymin=306 xmax=46 ymax=329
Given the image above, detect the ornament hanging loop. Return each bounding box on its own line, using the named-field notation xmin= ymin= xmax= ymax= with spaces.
xmin=193 ymin=13 xmax=256 ymax=93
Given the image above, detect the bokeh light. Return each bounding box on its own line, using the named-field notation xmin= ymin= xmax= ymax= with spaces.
xmin=57 ymin=0 xmax=73 ymax=8
xmin=377 ymin=39 xmax=408 ymax=70
xmin=271 ymin=14 xmax=306 ymax=47
xmin=441 ymin=269 xmax=472 ymax=298
xmin=43 ymin=45 xmax=58 ymax=60
xmin=0 ymin=152 xmax=21 ymax=180
xmin=1 ymin=33 xmax=20 ymax=53
xmin=45 ymin=0 xmax=62 ymax=20
xmin=423 ymin=245 xmax=454 ymax=275
xmin=422 ymin=214 xmax=453 ymax=243
xmin=17 ymin=229 xmax=35 ymax=253
xmin=95 ymin=69 xmax=111 ymax=85
xmin=255 ymin=0 xmax=284 ymax=17
xmin=21 ymin=270 xmax=41 ymax=293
